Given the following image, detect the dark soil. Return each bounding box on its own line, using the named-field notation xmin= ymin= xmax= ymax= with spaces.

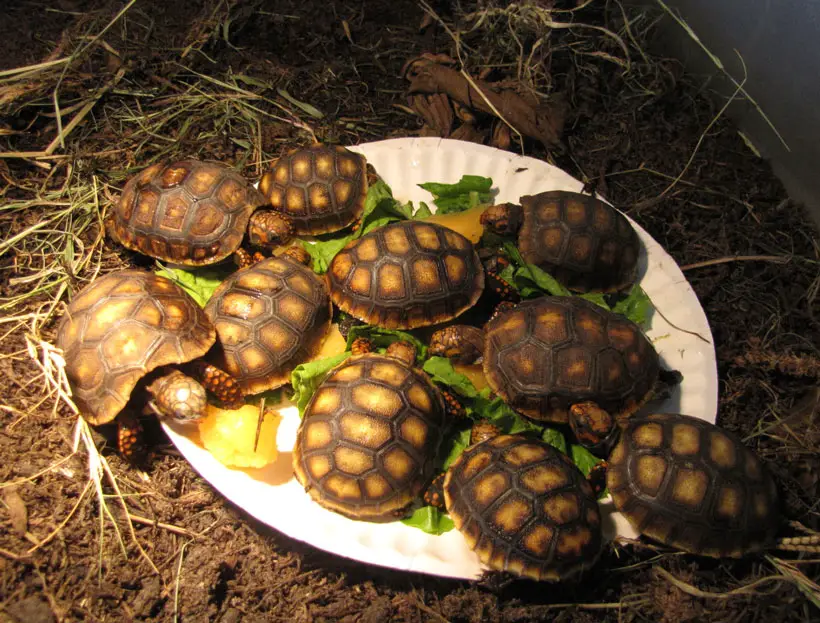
xmin=1 ymin=1 xmax=818 ymax=622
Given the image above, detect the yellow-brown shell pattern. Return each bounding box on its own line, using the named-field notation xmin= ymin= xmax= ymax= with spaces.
xmin=483 ymin=296 xmax=659 ymax=423
xmin=55 ymin=270 xmax=216 ymax=425
xmin=328 ymin=220 xmax=485 ymax=329
xmin=293 ymin=354 xmax=447 ymax=522
xmin=607 ymin=413 xmax=781 ymax=557
xmin=204 ymin=256 xmax=332 ymax=395
xmin=259 ymin=145 xmax=368 ymax=236
xmin=444 ymin=434 xmax=602 ymax=581
xmin=518 ymin=191 xmax=640 ymax=292
xmin=110 ymin=160 xmax=263 ymax=265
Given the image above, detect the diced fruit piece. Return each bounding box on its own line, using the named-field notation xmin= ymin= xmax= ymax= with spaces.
xmin=422 ymin=205 xmax=487 ymax=244
xmin=199 ymin=403 xmax=281 ymax=468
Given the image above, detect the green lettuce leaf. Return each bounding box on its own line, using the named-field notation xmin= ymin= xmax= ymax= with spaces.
xmin=401 ymin=505 xmax=455 ymax=535
xmin=612 ymin=285 xmax=653 ymax=328
xmin=541 ymin=427 xmax=568 ymax=454
xmin=441 ymin=427 xmax=473 ymax=470
xmin=345 ymin=325 xmax=428 ymax=363
xmin=422 ymin=357 xmax=479 ymax=398
xmin=155 ymin=264 xmax=232 ymax=307
xmin=290 ymin=352 xmax=350 ymax=417
xmin=418 ymin=175 xmax=493 ymax=214
xmin=570 ymin=444 xmax=604 ymax=478
xmin=577 ymin=292 xmax=611 ymax=311
xmin=413 ymin=201 xmax=433 ymax=219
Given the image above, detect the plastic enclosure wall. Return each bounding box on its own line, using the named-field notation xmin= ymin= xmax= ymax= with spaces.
xmin=640 ymin=0 xmax=820 ymax=227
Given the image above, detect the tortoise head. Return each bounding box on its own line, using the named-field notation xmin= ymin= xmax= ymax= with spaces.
xmin=470 ymin=420 xmax=501 ymax=445
xmin=480 ymin=203 xmax=523 ymax=236
xmin=569 ymin=401 xmax=618 ymax=457
xmin=428 ymin=325 xmax=484 ymax=365
xmin=385 ymin=341 xmax=417 ymax=367
xmin=146 ymin=370 xmax=208 ymax=422
xmin=248 ymin=210 xmax=294 ymax=248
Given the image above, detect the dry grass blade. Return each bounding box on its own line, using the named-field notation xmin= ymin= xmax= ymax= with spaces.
xmin=765 ymin=556 xmax=820 ymax=609
xmin=654 ymin=0 xmax=789 ymax=151
xmin=681 ymin=255 xmax=791 ymax=271
xmin=28 ymin=327 xmax=161 ymax=578
xmin=653 ymin=565 xmax=811 ymax=601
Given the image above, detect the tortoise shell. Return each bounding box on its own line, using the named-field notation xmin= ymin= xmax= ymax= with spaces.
xmin=518 ymin=191 xmax=640 ymax=292
xmin=204 ymin=256 xmax=332 ymax=395
xmin=56 ymin=270 xmax=216 ymax=425
xmin=607 ymin=413 xmax=781 ymax=557
xmin=444 ymin=434 xmax=602 ymax=581
xmin=259 ymin=145 xmax=368 ymax=236
xmin=483 ymin=296 xmax=659 ymax=423
xmin=328 ymin=220 xmax=485 ymax=329
xmin=110 ymin=160 xmax=264 ymax=266
xmin=293 ymin=353 xmax=447 ymax=522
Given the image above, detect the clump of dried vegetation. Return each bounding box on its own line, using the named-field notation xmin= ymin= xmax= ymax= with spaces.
xmin=0 ymin=0 xmax=817 ymax=620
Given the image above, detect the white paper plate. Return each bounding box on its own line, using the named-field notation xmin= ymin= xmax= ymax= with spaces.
xmin=163 ymin=137 xmax=718 ymax=580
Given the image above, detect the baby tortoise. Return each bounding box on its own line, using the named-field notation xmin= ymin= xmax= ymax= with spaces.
xmin=481 ymin=191 xmax=640 ymax=292
xmin=109 ymin=159 xmax=297 ymax=267
xmin=259 ymin=144 xmax=373 ymax=236
xmin=293 ymin=342 xmax=448 ymax=522
xmin=204 ymin=254 xmax=332 ymax=395
xmin=328 ymin=220 xmax=485 ymax=329
xmin=56 ymin=270 xmax=243 ymax=461
xmin=606 ymin=413 xmax=820 ymax=557
xmin=433 ymin=429 xmax=602 ymax=582
xmin=430 ymin=296 xmax=661 ymax=453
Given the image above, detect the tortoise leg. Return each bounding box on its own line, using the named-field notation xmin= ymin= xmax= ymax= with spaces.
xmin=189 ymin=361 xmax=244 ymax=409
xmin=490 ymin=301 xmax=517 ymax=322
xmin=429 ymin=325 xmax=483 ymax=364
xmin=482 ymin=254 xmax=520 ymax=302
xmin=234 ymin=248 xmax=266 ymax=269
xmin=423 ymin=472 xmax=446 ymax=509
xmin=586 ymin=461 xmax=608 ymax=498
xmin=145 ymin=369 xmax=208 ymax=423
xmin=441 ymin=389 xmax=465 ymax=420
xmin=117 ymin=412 xmax=147 ymax=464
xmin=653 ymin=368 xmax=684 ymax=401
xmin=569 ymin=402 xmax=618 ymax=457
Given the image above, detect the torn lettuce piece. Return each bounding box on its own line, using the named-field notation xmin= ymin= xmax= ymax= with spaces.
xmin=570 ymin=444 xmax=604 ymax=478
xmin=422 ymin=357 xmax=480 ymax=399
xmin=418 ymin=175 xmax=493 ymax=214
xmin=541 ymin=427 xmax=569 ymax=454
xmin=612 ymin=284 xmax=653 ymax=328
xmin=289 ymin=352 xmax=350 ymax=417
xmin=401 ymin=505 xmax=455 ymax=535
xmin=154 ymin=264 xmax=232 ymax=307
